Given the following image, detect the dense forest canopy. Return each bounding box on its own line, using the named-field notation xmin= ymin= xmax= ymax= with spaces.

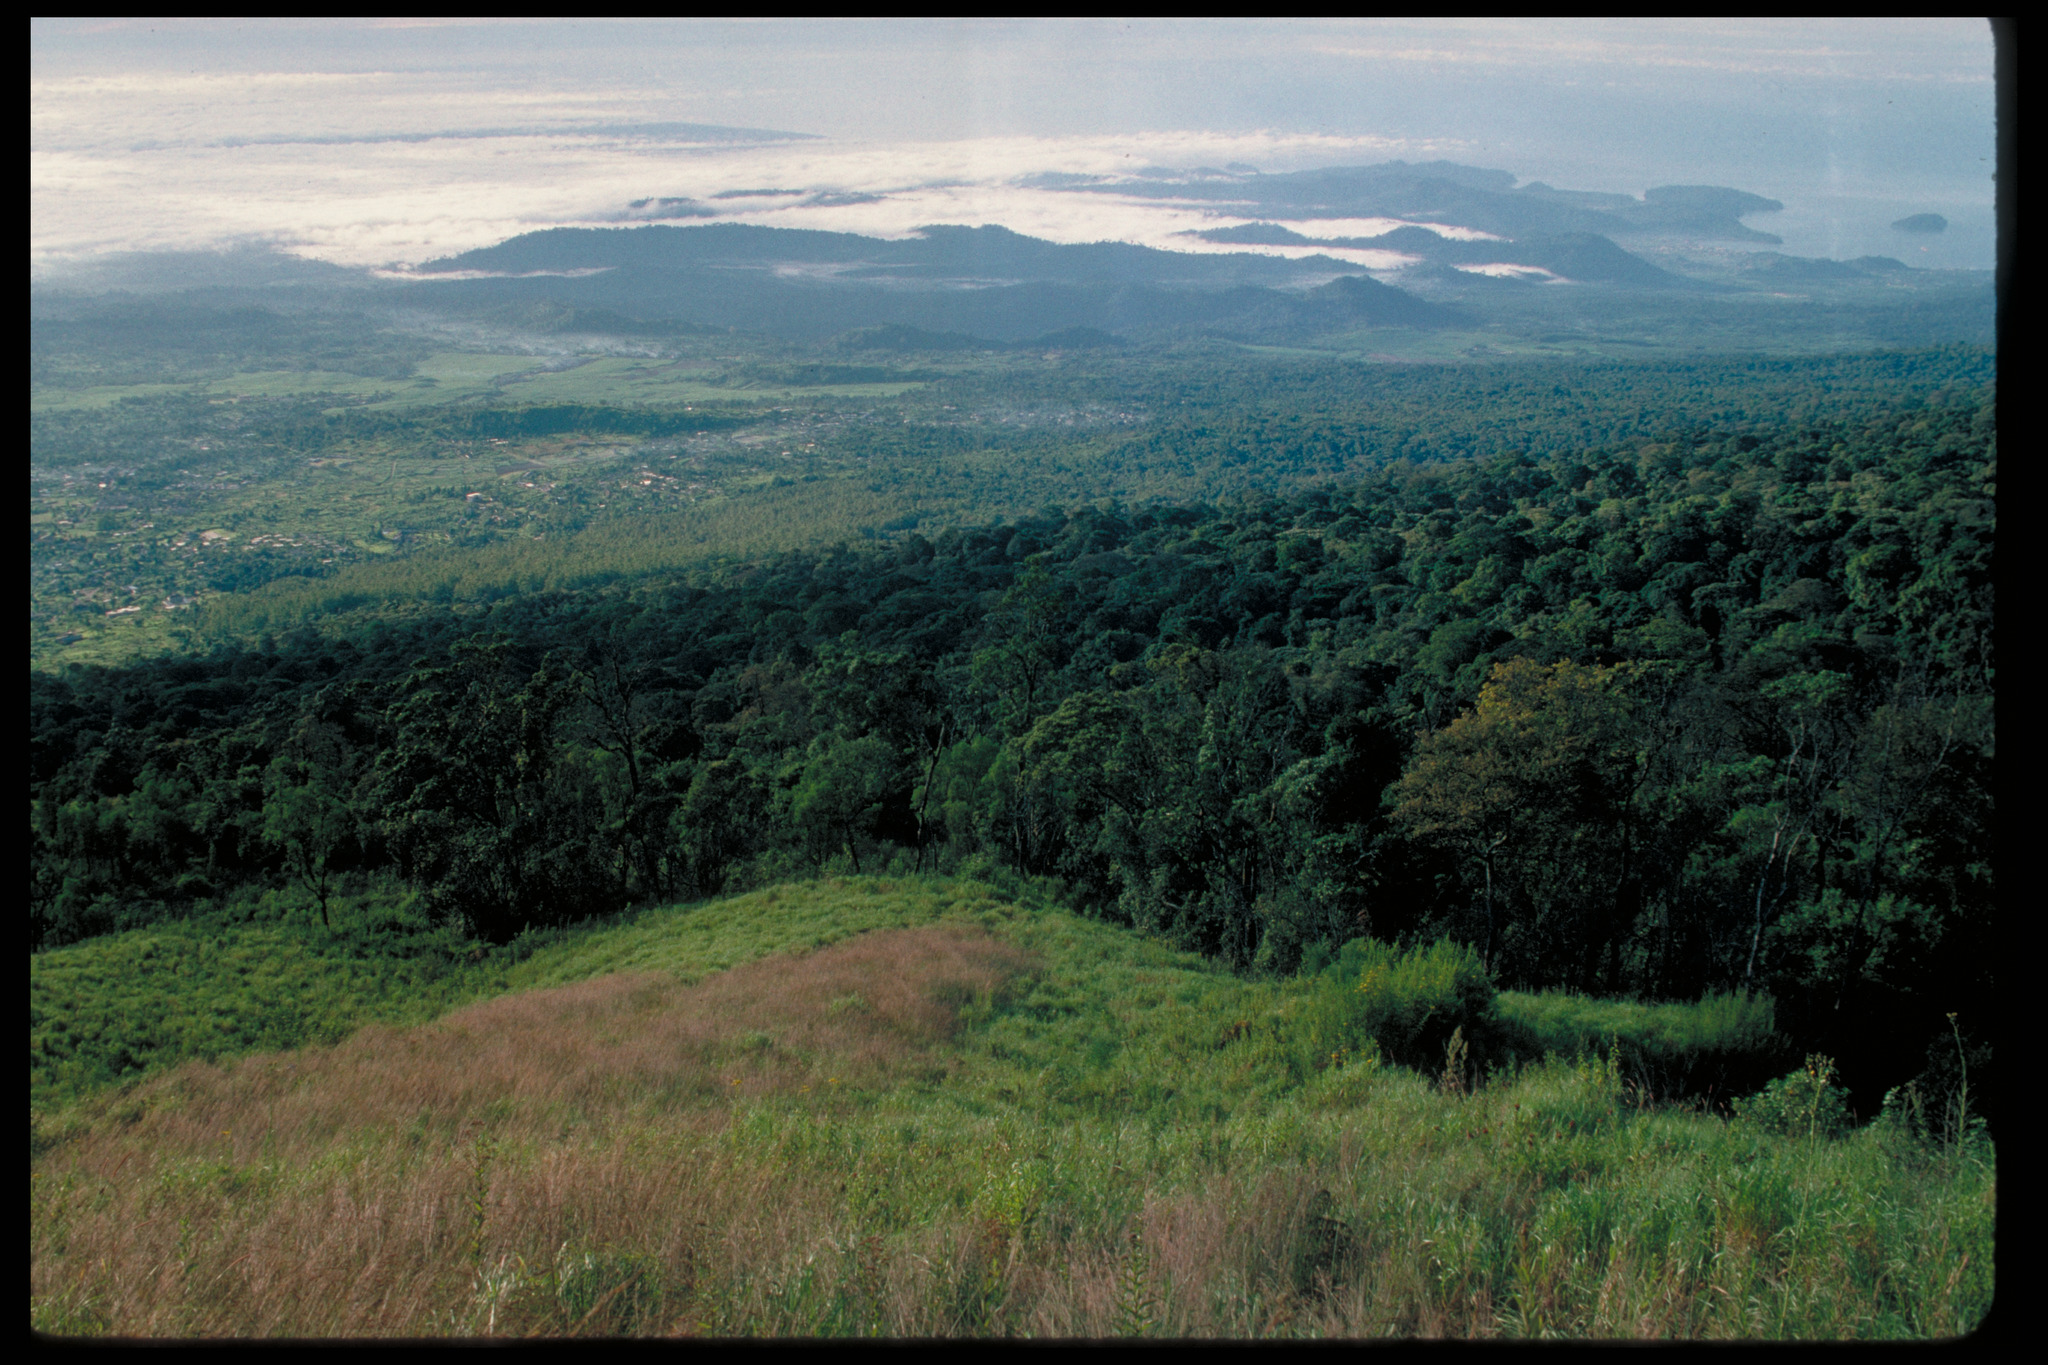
xmin=31 ymin=374 xmax=1994 ymax=1123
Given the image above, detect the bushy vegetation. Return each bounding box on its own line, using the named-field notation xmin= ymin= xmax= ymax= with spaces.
xmin=1298 ymin=937 xmax=1496 ymax=1072
xmin=31 ymin=888 xmax=475 ymax=1111
xmin=1731 ymin=1054 xmax=1854 ymax=1141
xmin=1490 ymin=989 xmax=1785 ymax=1102
xmin=29 ymin=875 xmax=1993 ymax=1339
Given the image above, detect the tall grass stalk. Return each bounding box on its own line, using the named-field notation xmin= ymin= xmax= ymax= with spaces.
xmin=1945 ymin=1013 xmax=1973 ymax=1161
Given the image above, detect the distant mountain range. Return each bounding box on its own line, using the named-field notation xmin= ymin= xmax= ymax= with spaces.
xmin=416 ymin=222 xmax=1320 ymax=288
xmin=30 ymin=161 xmax=1992 ymax=354
xmin=1050 ymin=160 xmax=1787 ymax=243
xmin=1186 ymin=223 xmax=1689 ymax=287
xmin=401 ymin=223 xmax=1461 ymax=341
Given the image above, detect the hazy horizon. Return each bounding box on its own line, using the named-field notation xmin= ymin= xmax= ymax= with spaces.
xmin=32 ymin=18 xmax=1997 ymax=276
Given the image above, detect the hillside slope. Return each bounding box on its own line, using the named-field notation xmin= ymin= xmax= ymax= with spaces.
xmin=31 ymin=875 xmax=1993 ymax=1339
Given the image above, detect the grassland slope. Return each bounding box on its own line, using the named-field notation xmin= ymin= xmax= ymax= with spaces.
xmin=31 ymin=875 xmax=1994 ymax=1339
xmin=31 ymin=878 xmax=1002 ymax=1112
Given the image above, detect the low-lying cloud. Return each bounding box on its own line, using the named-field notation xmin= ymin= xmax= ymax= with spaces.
xmin=30 ymin=114 xmax=1468 ymax=272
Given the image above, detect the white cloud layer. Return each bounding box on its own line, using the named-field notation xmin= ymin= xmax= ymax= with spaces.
xmin=30 ymin=117 xmax=1473 ymax=271
xmin=1454 ymin=263 xmax=1565 ymax=281
xmin=30 ymin=19 xmax=1997 ymax=274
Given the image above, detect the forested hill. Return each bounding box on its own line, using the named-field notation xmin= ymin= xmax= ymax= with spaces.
xmin=31 ymin=386 xmax=1994 ymax=1123
xmin=402 ymin=223 xmax=1460 ymax=342
xmin=1074 ymin=161 xmax=1788 ymax=242
xmin=417 ymin=222 xmax=1327 ymax=286
xmin=383 ymin=218 xmax=1989 ymax=348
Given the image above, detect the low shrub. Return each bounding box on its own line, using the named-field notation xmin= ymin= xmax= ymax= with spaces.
xmin=1904 ymin=1014 xmax=1996 ymax=1143
xmin=1491 ymin=989 xmax=1786 ymax=1101
xmin=1305 ymin=938 xmax=1496 ymax=1072
xmin=1732 ymin=1055 xmax=1852 ymax=1140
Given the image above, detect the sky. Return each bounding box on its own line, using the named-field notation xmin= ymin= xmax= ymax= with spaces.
xmin=29 ymin=18 xmax=1998 ymax=276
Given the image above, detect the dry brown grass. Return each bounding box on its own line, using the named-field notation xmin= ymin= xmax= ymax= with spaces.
xmin=30 ymin=925 xmax=1037 ymax=1338
xmin=87 ymin=922 xmax=1029 ymax=1159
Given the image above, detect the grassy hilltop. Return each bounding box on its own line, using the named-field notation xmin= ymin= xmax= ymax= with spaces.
xmin=30 ymin=875 xmax=1993 ymax=1339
